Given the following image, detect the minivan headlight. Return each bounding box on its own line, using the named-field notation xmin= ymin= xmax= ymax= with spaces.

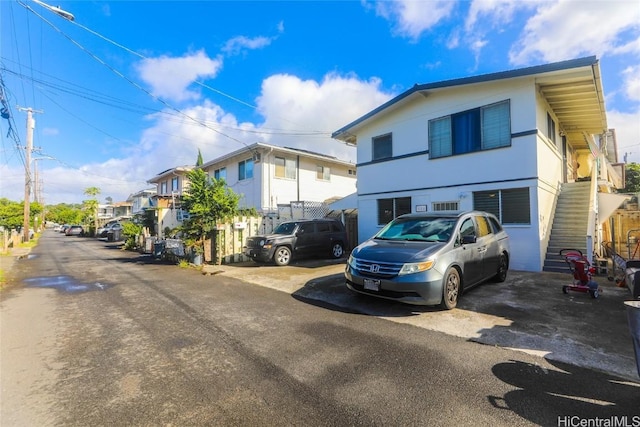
xmin=398 ymin=260 xmax=434 ymax=275
xmin=347 ymin=254 xmax=356 ymax=269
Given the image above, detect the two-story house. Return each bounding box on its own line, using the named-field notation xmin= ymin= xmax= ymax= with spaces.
xmin=332 ymin=56 xmax=624 ymax=272
xmin=200 ymin=142 xmax=357 ymax=218
xmin=128 ymin=188 xmax=157 ymax=216
xmin=147 ymin=166 xmax=194 ymax=237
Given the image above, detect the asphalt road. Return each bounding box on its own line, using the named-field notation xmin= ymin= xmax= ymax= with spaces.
xmin=1 ymin=231 xmax=639 ymax=426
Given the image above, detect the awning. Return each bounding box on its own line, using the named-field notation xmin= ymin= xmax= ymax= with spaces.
xmin=598 ymin=193 xmax=631 ymax=224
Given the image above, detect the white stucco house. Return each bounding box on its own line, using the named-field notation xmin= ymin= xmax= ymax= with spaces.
xmin=200 ymin=142 xmax=357 ymax=218
xmin=332 ymin=56 xmax=625 ymax=272
xmin=147 ymin=166 xmax=194 ymax=237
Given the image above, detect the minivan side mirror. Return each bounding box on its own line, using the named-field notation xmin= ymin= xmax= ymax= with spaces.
xmin=461 ymin=235 xmax=477 ymax=244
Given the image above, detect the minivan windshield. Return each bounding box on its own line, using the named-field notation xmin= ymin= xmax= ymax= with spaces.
xmin=375 ymin=217 xmax=456 ymax=242
xmin=273 ymin=222 xmax=297 ymax=235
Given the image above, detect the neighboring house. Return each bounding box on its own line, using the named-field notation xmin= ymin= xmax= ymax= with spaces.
xmin=112 ymin=201 xmax=132 ymax=219
xmin=147 ymin=166 xmax=194 ymax=237
xmin=200 ymin=142 xmax=357 ymax=218
xmin=128 ymin=188 xmax=157 ymax=216
xmin=97 ymin=204 xmax=114 ymax=220
xmin=96 ymin=201 xmax=132 ymax=226
xmin=332 ymin=56 xmax=625 ymax=272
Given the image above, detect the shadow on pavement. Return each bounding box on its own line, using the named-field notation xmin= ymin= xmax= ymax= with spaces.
xmin=488 ymin=358 xmax=640 ymax=423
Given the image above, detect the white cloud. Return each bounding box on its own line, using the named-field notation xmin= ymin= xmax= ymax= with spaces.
xmin=222 ymin=35 xmax=275 ymax=56
xmin=466 ymin=0 xmax=531 ymax=31
xmin=256 ymin=72 xmax=394 ymax=160
xmin=622 ymin=65 xmax=640 ymax=102
xmin=372 ymin=0 xmax=456 ymax=40
xmin=450 ymin=1 xmax=541 ymax=66
xmin=609 ymin=108 xmax=640 ymax=162
xmin=135 ymin=50 xmax=223 ymax=103
xmin=509 ymin=0 xmax=640 ymax=65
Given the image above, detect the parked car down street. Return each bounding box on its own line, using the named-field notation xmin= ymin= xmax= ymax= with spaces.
xmin=64 ymin=225 xmax=84 ymax=236
xmin=97 ymin=222 xmax=123 ymax=238
xmin=345 ymin=211 xmax=510 ymax=309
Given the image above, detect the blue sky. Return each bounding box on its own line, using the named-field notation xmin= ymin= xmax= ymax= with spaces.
xmin=1 ymin=0 xmax=639 ymax=205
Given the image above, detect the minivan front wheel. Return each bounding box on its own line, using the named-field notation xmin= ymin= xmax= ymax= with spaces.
xmin=440 ymin=268 xmax=460 ymax=310
xmin=331 ymin=242 xmax=345 ymax=259
xmin=273 ymin=246 xmax=292 ymax=266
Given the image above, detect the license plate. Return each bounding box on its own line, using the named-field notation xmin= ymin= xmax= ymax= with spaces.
xmin=364 ymin=278 xmax=380 ymax=291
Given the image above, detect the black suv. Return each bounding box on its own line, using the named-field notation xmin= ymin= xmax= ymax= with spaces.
xmin=244 ymin=219 xmax=349 ymax=266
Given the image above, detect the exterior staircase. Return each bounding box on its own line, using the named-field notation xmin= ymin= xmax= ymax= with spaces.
xmin=542 ymin=181 xmax=591 ymax=273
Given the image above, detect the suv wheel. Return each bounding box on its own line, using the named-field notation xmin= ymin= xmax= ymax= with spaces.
xmin=331 ymin=242 xmax=345 ymax=259
xmin=273 ymin=246 xmax=292 ymax=266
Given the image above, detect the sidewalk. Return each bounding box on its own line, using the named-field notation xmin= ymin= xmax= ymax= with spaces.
xmin=0 ymin=246 xmax=32 ymax=287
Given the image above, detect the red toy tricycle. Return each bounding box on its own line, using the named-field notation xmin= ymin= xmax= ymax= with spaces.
xmin=559 ymin=249 xmax=601 ymax=299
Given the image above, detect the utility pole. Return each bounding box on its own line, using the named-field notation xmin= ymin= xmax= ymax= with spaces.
xmin=15 ymin=0 xmax=72 ymax=241
xmin=19 ymin=107 xmax=43 ymax=242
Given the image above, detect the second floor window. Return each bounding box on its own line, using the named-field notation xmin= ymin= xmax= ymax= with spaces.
xmin=275 ymin=157 xmax=296 ymax=179
xmin=214 ymin=167 xmax=227 ymax=181
xmin=547 ymin=112 xmax=557 ymax=144
xmin=372 ymin=133 xmax=392 ymax=161
xmin=171 ymin=177 xmax=179 ymax=192
xmin=316 ymin=165 xmax=330 ymax=181
xmin=160 ymin=182 xmax=167 ymax=195
xmin=238 ymin=159 xmax=254 ymax=180
xmin=429 ymin=100 xmax=511 ymax=158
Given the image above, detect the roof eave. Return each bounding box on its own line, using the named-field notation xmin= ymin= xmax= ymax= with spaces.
xmin=332 ymin=56 xmax=599 ymax=144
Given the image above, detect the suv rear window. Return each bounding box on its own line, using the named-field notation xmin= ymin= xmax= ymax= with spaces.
xmin=317 ymin=222 xmax=330 ymax=233
xmin=298 ymin=223 xmax=315 ymax=234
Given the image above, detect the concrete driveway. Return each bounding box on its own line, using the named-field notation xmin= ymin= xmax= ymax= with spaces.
xmin=204 ymin=259 xmax=640 ymax=382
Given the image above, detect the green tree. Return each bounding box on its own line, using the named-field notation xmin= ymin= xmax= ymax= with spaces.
xmin=122 ymin=221 xmax=142 ymax=250
xmin=83 ymin=187 xmax=101 ymax=236
xmin=0 ymin=198 xmax=25 ymax=230
xmin=46 ymin=203 xmax=83 ymax=225
xmin=0 ymin=198 xmax=43 ymax=231
xmin=196 ymin=148 xmax=204 ymax=167
xmin=622 ymin=163 xmax=640 ymax=193
xmin=180 ymin=168 xmax=240 ymax=256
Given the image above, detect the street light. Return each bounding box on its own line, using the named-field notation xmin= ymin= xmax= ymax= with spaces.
xmin=31 ymin=0 xmax=75 ymax=21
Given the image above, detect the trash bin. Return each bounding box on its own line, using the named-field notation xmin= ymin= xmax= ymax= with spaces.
xmin=107 ymin=231 xmax=114 ymax=242
xmin=624 ymin=301 xmax=640 ymax=378
xmin=112 ymin=229 xmax=122 ymax=241
xmin=153 ymin=241 xmax=165 ymax=258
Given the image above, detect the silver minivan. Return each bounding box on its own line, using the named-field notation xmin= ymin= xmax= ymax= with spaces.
xmin=345 ymin=211 xmax=510 ymax=309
